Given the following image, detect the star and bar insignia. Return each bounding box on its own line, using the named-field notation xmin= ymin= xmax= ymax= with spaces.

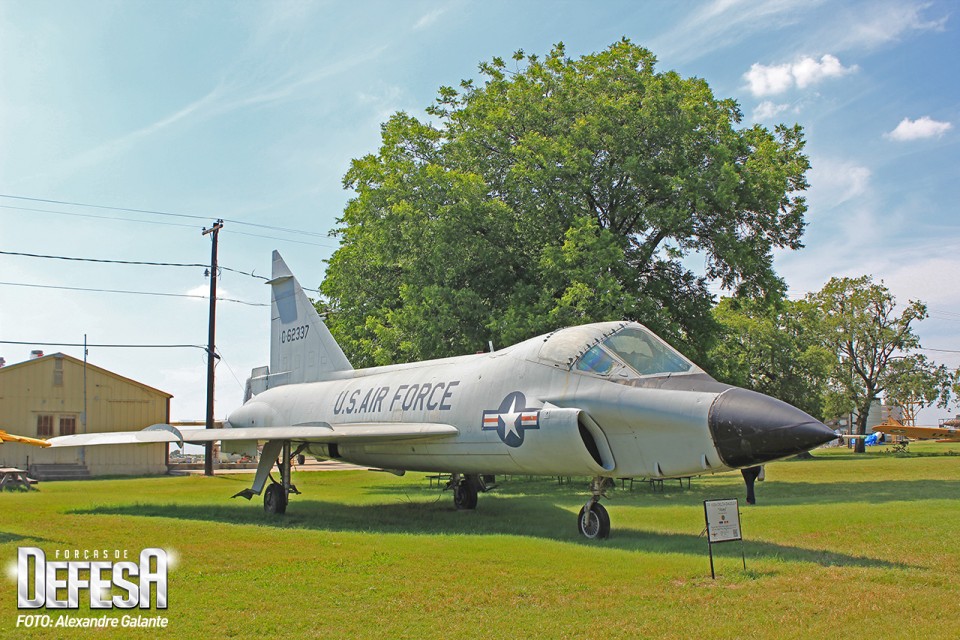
xmin=482 ymin=391 xmax=540 ymax=448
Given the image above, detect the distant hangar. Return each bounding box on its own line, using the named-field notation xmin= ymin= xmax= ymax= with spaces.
xmin=0 ymin=352 xmax=171 ymax=478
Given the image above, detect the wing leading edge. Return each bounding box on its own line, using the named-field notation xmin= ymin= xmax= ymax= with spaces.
xmin=44 ymin=423 xmax=459 ymax=448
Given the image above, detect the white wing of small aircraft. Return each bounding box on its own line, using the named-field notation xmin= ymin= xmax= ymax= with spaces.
xmin=44 ymin=251 xmax=836 ymax=539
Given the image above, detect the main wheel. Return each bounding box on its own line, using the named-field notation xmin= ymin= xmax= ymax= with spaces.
xmin=453 ymin=481 xmax=478 ymax=510
xmin=577 ymin=502 xmax=610 ymax=539
xmin=264 ymin=483 xmax=288 ymax=514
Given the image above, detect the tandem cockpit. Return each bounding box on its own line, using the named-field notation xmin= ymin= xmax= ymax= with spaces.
xmin=534 ymin=321 xmax=703 ymax=380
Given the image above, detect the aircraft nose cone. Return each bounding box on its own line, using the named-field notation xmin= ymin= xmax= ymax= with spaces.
xmin=708 ymin=387 xmax=836 ymax=468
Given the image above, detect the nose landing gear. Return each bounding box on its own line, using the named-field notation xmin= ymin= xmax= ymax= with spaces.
xmin=578 ymin=477 xmax=612 ymax=539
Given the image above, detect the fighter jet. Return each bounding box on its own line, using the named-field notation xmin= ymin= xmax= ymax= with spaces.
xmin=46 ymin=251 xmax=836 ymax=539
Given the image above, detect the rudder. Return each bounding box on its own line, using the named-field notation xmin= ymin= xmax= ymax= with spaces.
xmin=267 ymin=250 xmax=352 ymax=386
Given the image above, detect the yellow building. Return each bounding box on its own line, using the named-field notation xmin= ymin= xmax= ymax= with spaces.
xmin=0 ymin=352 xmax=172 ymax=477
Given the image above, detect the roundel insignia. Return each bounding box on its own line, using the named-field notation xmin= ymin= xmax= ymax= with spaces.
xmin=481 ymin=391 xmax=541 ymax=448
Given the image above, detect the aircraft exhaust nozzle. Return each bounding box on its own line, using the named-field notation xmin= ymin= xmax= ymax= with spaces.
xmin=707 ymin=387 xmax=836 ymax=468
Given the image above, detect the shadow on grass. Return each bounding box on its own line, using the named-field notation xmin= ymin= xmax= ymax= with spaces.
xmin=365 ymin=476 xmax=960 ymax=506
xmin=744 ymin=479 xmax=960 ymax=505
xmin=0 ymin=531 xmax=57 ymax=544
xmin=71 ymin=499 xmax=908 ymax=570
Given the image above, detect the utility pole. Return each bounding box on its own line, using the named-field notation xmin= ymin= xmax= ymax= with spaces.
xmin=81 ymin=333 xmax=87 ymax=466
xmin=202 ymin=220 xmax=224 ymax=477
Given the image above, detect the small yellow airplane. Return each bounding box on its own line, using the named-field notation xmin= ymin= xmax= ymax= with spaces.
xmin=872 ymin=418 xmax=960 ymax=443
xmin=0 ymin=429 xmax=51 ymax=448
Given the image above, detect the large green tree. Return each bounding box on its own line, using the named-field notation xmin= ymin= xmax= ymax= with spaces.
xmin=321 ymin=40 xmax=810 ymax=367
xmin=708 ymin=297 xmax=832 ymax=419
xmin=809 ymin=276 xmax=933 ymax=452
xmin=882 ymin=354 xmax=955 ymax=426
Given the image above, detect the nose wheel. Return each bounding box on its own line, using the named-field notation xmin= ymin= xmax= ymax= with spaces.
xmin=578 ymin=502 xmax=610 ymax=539
xmin=578 ymin=477 xmax=612 ymax=539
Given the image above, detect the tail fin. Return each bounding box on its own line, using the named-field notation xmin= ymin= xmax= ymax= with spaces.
xmin=268 ymin=250 xmax=352 ymax=386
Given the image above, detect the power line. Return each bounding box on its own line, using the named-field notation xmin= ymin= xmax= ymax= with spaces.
xmin=0 ymin=340 xmax=204 ymax=349
xmin=224 ymin=228 xmax=338 ymax=249
xmin=0 ymin=193 xmax=331 ymax=238
xmin=0 ymin=248 xmax=323 ymax=292
xmin=0 ymin=249 xmax=206 ymax=268
xmin=1 ymin=203 xmax=338 ymax=248
xmin=0 ymin=280 xmax=268 ymax=307
xmin=0 ymin=204 xmax=198 ymax=229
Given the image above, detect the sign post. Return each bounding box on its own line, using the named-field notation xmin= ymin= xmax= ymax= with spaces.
xmin=703 ymin=498 xmax=746 ymax=579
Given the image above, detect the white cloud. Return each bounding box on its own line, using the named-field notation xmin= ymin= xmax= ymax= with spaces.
xmin=752 ymin=100 xmax=791 ymax=120
xmin=792 ymin=54 xmax=849 ymax=88
xmin=744 ymin=63 xmax=793 ymax=96
xmin=649 ymin=0 xmax=818 ymax=64
xmin=808 ymin=158 xmax=872 ymax=205
xmin=744 ymin=54 xmax=857 ymax=96
xmin=885 ymin=116 xmax=953 ymax=141
xmin=884 ymin=255 xmax=960 ymax=311
xmin=185 ymin=285 xmax=235 ymax=301
xmin=414 ymin=6 xmax=449 ymax=30
xmin=356 ymin=84 xmax=412 ymax=125
xmin=829 ymin=2 xmax=948 ymax=51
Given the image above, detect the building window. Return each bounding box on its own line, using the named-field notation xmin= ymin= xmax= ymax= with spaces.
xmin=37 ymin=415 xmax=54 ymax=437
xmin=59 ymin=415 xmax=77 ymax=436
xmin=53 ymin=357 xmax=64 ymax=386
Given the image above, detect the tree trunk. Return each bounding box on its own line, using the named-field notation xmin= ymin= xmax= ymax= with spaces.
xmin=854 ymin=398 xmax=872 ymax=454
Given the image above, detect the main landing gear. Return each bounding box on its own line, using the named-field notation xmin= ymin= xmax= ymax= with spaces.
xmin=263 ymin=482 xmax=287 ymax=514
xmin=232 ymin=440 xmax=302 ymax=514
xmin=447 ymin=474 xmax=492 ymax=510
xmin=578 ymin=477 xmax=612 ymax=539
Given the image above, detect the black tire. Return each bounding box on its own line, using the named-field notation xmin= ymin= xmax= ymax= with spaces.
xmin=577 ymin=502 xmax=610 ymax=539
xmin=453 ymin=481 xmax=478 ymax=510
xmin=264 ymin=483 xmax=288 ymax=514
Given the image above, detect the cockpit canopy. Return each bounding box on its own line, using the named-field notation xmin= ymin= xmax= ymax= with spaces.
xmin=536 ymin=322 xmax=700 ymax=379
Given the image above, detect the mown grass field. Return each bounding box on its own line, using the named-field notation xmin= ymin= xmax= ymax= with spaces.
xmin=1 ymin=443 xmax=958 ymax=639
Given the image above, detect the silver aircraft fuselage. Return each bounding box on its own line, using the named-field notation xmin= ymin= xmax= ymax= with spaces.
xmin=227 ymin=321 xmax=832 ymax=480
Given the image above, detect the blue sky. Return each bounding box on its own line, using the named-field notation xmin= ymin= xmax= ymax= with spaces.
xmin=1 ymin=0 xmax=957 ymax=423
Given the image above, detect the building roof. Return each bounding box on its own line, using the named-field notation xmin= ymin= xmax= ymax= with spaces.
xmin=0 ymin=352 xmax=173 ymax=399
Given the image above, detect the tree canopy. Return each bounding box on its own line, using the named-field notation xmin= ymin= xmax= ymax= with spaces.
xmin=710 ymin=278 xmax=957 ymax=447
xmin=882 ymin=354 xmax=955 ymax=426
xmin=707 ymin=297 xmax=832 ymax=419
xmin=807 ymin=276 xmax=935 ymax=452
xmin=321 ymin=40 xmax=810 ymax=367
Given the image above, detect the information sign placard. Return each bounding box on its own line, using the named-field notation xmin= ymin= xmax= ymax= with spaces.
xmin=702 ymin=498 xmax=746 ymax=578
xmin=704 ymin=498 xmax=742 ymax=542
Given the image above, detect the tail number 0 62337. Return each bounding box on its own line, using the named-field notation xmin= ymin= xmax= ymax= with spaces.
xmin=280 ymin=324 xmax=310 ymax=343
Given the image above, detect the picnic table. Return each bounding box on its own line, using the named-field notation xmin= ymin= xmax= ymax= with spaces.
xmin=0 ymin=468 xmax=38 ymax=491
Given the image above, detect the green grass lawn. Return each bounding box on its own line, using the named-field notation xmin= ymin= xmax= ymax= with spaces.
xmin=2 ymin=443 xmax=958 ymax=639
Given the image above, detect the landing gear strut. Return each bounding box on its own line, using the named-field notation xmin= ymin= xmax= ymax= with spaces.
xmin=578 ymin=477 xmax=611 ymax=539
xmin=232 ymin=440 xmax=301 ymax=514
xmin=448 ymin=473 xmax=484 ymax=510
xmin=263 ymin=441 xmax=300 ymax=514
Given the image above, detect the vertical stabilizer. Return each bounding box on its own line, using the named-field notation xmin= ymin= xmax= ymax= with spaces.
xmin=268 ymin=251 xmax=352 ymax=386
